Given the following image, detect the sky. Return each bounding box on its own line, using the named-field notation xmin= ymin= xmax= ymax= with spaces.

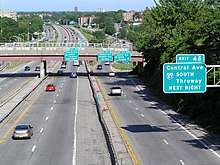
xmin=0 ymin=0 xmax=157 ymax=12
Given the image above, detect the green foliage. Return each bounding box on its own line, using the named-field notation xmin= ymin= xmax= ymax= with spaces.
xmin=135 ymin=0 xmax=220 ymax=134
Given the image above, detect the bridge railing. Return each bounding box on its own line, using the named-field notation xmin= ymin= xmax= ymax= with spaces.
xmin=0 ymin=42 xmax=133 ymax=50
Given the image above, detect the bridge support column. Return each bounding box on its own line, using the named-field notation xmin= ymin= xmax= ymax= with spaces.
xmin=137 ymin=62 xmax=144 ymax=74
xmin=40 ymin=61 xmax=47 ymax=78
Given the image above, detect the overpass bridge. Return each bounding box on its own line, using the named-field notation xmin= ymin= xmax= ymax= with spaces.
xmin=0 ymin=42 xmax=144 ymax=77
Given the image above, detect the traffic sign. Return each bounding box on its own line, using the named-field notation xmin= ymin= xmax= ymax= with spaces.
xmin=163 ymin=63 xmax=206 ymax=93
xmin=64 ymin=48 xmax=78 ymax=61
xmin=176 ymin=54 xmax=205 ymax=63
xmin=97 ymin=50 xmax=113 ymax=61
xmin=114 ymin=50 xmax=131 ymax=61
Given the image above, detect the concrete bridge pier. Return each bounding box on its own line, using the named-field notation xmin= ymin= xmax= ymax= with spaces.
xmin=40 ymin=61 xmax=47 ymax=78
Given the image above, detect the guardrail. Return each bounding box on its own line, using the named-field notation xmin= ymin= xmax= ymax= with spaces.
xmin=0 ymin=42 xmax=133 ymax=50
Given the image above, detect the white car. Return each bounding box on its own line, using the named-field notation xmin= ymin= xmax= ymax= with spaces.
xmin=105 ymin=61 xmax=110 ymax=65
xmin=109 ymin=71 xmax=115 ymax=77
xmin=61 ymin=64 xmax=66 ymax=69
xmin=73 ymin=60 xmax=79 ymax=66
xmin=110 ymin=86 xmax=122 ymax=96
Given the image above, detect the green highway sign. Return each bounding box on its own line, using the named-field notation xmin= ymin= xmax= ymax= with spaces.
xmin=64 ymin=48 xmax=79 ymax=61
xmin=176 ymin=54 xmax=205 ymax=63
xmin=163 ymin=63 xmax=207 ymax=93
xmin=114 ymin=50 xmax=131 ymax=61
xmin=97 ymin=50 xmax=113 ymax=61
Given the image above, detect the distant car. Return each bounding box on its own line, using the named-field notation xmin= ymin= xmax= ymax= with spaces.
xmin=97 ymin=64 xmax=102 ymax=70
xmin=24 ymin=66 xmax=30 ymax=71
xmin=105 ymin=61 xmax=110 ymax=65
xmin=35 ymin=66 xmax=40 ymax=71
xmin=57 ymin=70 xmax=63 ymax=76
xmin=46 ymin=84 xmax=56 ymax=91
xmin=110 ymin=86 xmax=122 ymax=96
xmin=12 ymin=124 xmax=33 ymax=139
xmin=70 ymin=72 xmax=77 ymax=78
xmin=61 ymin=64 xmax=66 ymax=69
xmin=109 ymin=71 xmax=115 ymax=77
xmin=73 ymin=60 xmax=79 ymax=66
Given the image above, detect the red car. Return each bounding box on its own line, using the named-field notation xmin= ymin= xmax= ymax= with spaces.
xmin=45 ymin=84 xmax=56 ymax=91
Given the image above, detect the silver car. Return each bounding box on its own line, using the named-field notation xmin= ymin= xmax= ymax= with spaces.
xmin=12 ymin=124 xmax=33 ymax=139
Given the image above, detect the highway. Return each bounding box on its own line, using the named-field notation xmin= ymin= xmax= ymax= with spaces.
xmin=0 ymin=62 xmax=111 ymax=165
xmin=97 ymin=63 xmax=220 ymax=165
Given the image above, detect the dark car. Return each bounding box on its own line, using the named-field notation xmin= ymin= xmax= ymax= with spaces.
xmin=12 ymin=124 xmax=33 ymax=139
xmin=70 ymin=72 xmax=77 ymax=78
xmin=97 ymin=64 xmax=102 ymax=70
xmin=35 ymin=66 xmax=40 ymax=71
xmin=57 ymin=70 xmax=63 ymax=76
xmin=24 ymin=66 xmax=30 ymax=71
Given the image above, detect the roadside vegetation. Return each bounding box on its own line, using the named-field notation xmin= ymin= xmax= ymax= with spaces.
xmin=131 ymin=0 xmax=220 ymax=134
xmin=112 ymin=62 xmax=136 ymax=70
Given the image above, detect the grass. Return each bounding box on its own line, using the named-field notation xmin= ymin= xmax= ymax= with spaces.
xmin=88 ymin=61 xmax=98 ymax=67
xmin=112 ymin=62 xmax=136 ymax=70
xmin=5 ymin=61 xmax=26 ymax=69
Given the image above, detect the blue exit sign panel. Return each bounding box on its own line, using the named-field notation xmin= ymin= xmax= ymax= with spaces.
xmin=64 ymin=48 xmax=79 ymax=61
xmin=163 ymin=63 xmax=206 ymax=93
xmin=97 ymin=50 xmax=113 ymax=61
xmin=176 ymin=54 xmax=205 ymax=63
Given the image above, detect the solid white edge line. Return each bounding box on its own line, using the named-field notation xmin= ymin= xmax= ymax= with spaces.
xmin=40 ymin=128 xmax=44 ymax=133
xmin=129 ymin=77 xmax=220 ymax=159
xmin=32 ymin=145 xmax=36 ymax=152
xmin=72 ymin=71 xmax=79 ymax=165
xmin=163 ymin=139 xmax=169 ymax=145
xmin=54 ymin=100 xmax=56 ymax=103
xmin=179 ymin=160 xmax=185 ymax=165
xmin=46 ymin=117 xmax=49 ymax=121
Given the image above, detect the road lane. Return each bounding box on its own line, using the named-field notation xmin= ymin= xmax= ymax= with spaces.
xmin=99 ymin=74 xmax=220 ymax=165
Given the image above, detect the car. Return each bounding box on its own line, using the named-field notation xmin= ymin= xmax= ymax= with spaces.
xmin=97 ymin=64 xmax=102 ymax=70
xmin=35 ymin=66 xmax=40 ymax=71
xmin=70 ymin=72 xmax=77 ymax=78
xmin=24 ymin=66 xmax=30 ymax=71
xmin=109 ymin=71 xmax=115 ymax=77
xmin=46 ymin=84 xmax=56 ymax=91
xmin=73 ymin=60 xmax=79 ymax=66
xmin=57 ymin=70 xmax=63 ymax=76
xmin=104 ymin=61 xmax=110 ymax=65
xmin=110 ymin=86 xmax=122 ymax=96
xmin=61 ymin=64 xmax=66 ymax=69
xmin=12 ymin=124 xmax=33 ymax=139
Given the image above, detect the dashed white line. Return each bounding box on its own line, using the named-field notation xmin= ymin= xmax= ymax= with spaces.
xmin=124 ymin=94 xmax=126 ymax=97
xmin=40 ymin=128 xmax=44 ymax=133
xmin=179 ymin=160 xmax=185 ymax=165
xmin=5 ymin=84 xmax=7 ymax=86
xmin=32 ymin=145 xmax=36 ymax=152
xmin=15 ymin=79 xmax=17 ymax=81
xmin=163 ymin=139 xmax=169 ymax=144
xmin=61 ymin=83 xmax=64 ymax=85
xmin=141 ymin=114 xmax=144 ymax=117
xmin=46 ymin=117 xmax=49 ymax=121
xmin=54 ymin=100 xmax=56 ymax=103
xmin=10 ymin=81 xmax=13 ymax=84
xmin=135 ymin=108 xmax=138 ymax=111
xmin=61 ymin=86 xmax=63 ymax=88
xmin=56 ymin=94 xmax=59 ymax=97
xmin=50 ymin=107 xmax=54 ymax=110
xmin=59 ymin=89 xmax=61 ymax=92
xmin=129 ymin=100 xmax=132 ymax=103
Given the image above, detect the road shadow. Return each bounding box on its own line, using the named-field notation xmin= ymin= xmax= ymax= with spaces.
xmin=121 ymin=124 xmax=168 ymax=133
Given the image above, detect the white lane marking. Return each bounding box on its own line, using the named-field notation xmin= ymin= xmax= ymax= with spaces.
xmin=129 ymin=100 xmax=132 ymax=103
xmin=32 ymin=145 xmax=36 ymax=152
xmin=61 ymin=83 xmax=64 ymax=86
xmin=180 ymin=160 xmax=185 ymax=165
xmin=59 ymin=89 xmax=61 ymax=92
xmin=61 ymin=86 xmax=63 ymax=88
xmin=141 ymin=114 xmax=144 ymax=117
xmin=15 ymin=78 xmax=17 ymax=81
xmin=0 ymin=88 xmax=1 ymax=90
xmin=135 ymin=108 xmax=138 ymax=111
xmin=124 ymin=94 xmax=126 ymax=97
xmin=54 ymin=100 xmax=56 ymax=103
xmin=10 ymin=81 xmax=13 ymax=84
xmin=46 ymin=117 xmax=49 ymax=121
xmin=40 ymin=128 xmax=44 ymax=133
xmin=5 ymin=84 xmax=7 ymax=86
xmin=163 ymin=139 xmax=169 ymax=144
xmin=56 ymin=94 xmax=59 ymax=97
xmin=129 ymin=75 xmax=220 ymax=159
xmin=72 ymin=73 xmax=79 ymax=165
xmin=50 ymin=107 xmax=53 ymax=111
